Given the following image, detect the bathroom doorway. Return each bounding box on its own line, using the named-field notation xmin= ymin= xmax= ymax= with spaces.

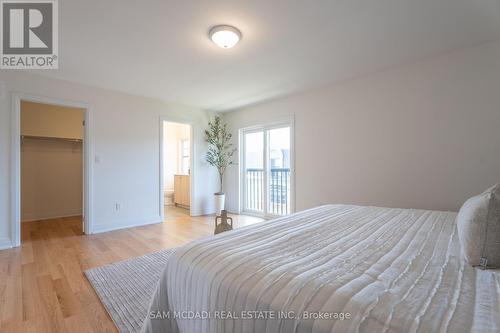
xmin=161 ymin=121 xmax=192 ymax=219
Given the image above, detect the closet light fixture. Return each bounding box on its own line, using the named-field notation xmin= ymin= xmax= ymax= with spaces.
xmin=209 ymin=25 xmax=241 ymax=48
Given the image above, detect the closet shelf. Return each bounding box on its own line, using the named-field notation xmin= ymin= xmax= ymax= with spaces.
xmin=21 ymin=135 xmax=83 ymax=143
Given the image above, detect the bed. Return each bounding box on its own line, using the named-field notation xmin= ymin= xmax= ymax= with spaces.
xmin=142 ymin=205 xmax=500 ymax=333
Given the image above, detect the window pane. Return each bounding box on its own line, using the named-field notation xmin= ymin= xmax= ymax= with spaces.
xmin=182 ymin=157 xmax=189 ymax=174
xmin=181 ymin=139 xmax=190 ymax=157
xmin=244 ymin=131 xmax=264 ymax=212
xmin=268 ymin=127 xmax=290 ymax=215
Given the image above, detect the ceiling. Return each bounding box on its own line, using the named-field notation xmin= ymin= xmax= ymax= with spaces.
xmin=36 ymin=0 xmax=500 ymax=111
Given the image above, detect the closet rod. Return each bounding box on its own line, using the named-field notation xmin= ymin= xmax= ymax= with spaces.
xmin=21 ymin=135 xmax=83 ymax=143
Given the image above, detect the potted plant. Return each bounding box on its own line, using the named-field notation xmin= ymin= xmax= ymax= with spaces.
xmin=205 ymin=116 xmax=236 ymax=215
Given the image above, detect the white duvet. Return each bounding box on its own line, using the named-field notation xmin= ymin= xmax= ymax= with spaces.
xmin=142 ymin=205 xmax=500 ymax=333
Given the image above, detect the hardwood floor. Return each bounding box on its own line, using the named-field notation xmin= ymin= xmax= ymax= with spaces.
xmin=0 ymin=208 xmax=263 ymax=332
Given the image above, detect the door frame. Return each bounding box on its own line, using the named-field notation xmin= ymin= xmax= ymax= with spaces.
xmin=239 ymin=118 xmax=295 ymax=218
xmin=159 ymin=117 xmax=194 ymax=219
xmin=11 ymin=93 xmax=93 ymax=247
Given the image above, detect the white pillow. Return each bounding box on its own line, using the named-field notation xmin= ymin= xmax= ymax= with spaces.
xmin=457 ymin=184 xmax=500 ymax=269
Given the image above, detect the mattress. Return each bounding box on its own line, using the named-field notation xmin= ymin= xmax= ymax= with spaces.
xmin=142 ymin=205 xmax=500 ymax=333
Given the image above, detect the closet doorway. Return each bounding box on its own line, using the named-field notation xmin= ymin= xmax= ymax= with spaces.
xmin=160 ymin=120 xmax=193 ymax=219
xmin=21 ymin=101 xmax=84 ymax=238
xmin=11 ymin=94 xmax=93 ymax=247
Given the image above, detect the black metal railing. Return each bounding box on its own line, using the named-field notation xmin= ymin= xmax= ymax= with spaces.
xmin=245 ymin=168 xmax=290 ymax=215
xmin=269 ymin=168 xmax=290 ymax=215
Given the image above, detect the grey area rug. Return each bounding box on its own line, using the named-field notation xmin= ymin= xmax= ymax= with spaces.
xmin=85 ymin=248 xmax=175 ymax=333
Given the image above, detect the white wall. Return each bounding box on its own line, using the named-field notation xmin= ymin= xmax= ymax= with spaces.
xmin=224 ymin=41 xmax=500 ymax=213
xmin=21 ymin=140 xmax=83 ymax=222
xmin=0 ymin=72 xmax=218 ymax=248
xmin=21 ymin=101 xmax=85 ymax=139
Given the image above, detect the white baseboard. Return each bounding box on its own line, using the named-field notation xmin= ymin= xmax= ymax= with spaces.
xmin=22 ymin=209 xmax=83 ymax=222
xmin=0 ymin=238 xmax=13 ymax=250
xmin=92 ymin=217 xmax=163 ymax=234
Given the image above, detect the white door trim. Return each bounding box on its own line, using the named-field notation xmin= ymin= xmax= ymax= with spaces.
xmin=11 ymin=93 xmax=94 ymax=247
xmin=159 ymin=117 xmax=195 ymax=220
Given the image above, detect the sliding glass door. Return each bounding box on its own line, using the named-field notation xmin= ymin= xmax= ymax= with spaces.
xmin=242 ymin=124 xmax=293 ymax=217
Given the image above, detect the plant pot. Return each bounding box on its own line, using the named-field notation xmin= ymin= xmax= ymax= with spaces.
xmin=214 ymin=193 xmax=225 ymax=215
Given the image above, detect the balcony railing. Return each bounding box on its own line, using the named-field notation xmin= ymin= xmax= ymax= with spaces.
xmin=245 ymin=168 xmax=290 ymax=215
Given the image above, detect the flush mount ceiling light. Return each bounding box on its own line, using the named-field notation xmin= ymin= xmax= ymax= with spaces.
xmin=209 ymin=25 xmax=241 ymax=48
